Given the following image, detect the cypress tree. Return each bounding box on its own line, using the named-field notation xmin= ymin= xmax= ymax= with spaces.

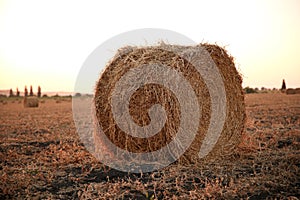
xmin=16 ymin=88 xmax=20 ymax=97
xmin=9 ymin=89 xmax=13 ymax=97
xmin=25 ymin=86 xmax=28 ymax=97
xmin=281 ymin=79 xmax=286 ymax=90
xmin=30 ymin=85 xmax=33 ymax=96
xmin=37 ymin=86 xmax=41 ymax=97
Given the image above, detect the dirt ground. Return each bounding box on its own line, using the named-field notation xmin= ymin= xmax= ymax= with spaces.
xmin=0 ymin=93 xmax=299 ymax=199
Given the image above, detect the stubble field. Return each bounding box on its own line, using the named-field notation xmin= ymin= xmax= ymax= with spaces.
xmin=0 ymin=93 xmax=299 ymax=199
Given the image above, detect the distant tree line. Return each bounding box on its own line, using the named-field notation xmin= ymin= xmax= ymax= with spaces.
xmin=8 ymin=86 xmax=42 ymax=97
xmin=244 ymin=87 xmax=281 ymax=94
xmin=244 ymin=79 xmax=288 ymax=94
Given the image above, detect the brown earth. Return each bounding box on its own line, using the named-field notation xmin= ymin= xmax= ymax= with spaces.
xmin=0 ymin=93 xmax=299 ymax=199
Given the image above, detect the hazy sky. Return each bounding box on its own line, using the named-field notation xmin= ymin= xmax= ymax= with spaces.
xmin=0 ymin=0 xmax=299 ymax=92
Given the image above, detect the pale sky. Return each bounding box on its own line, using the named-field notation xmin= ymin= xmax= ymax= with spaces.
xmin=0 ymin=0 xmax=299 ymax=93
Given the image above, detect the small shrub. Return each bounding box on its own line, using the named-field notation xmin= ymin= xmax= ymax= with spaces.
xmin=244 ymin=87 xmax=257 ymax=94
xmin=286 ymin=88 xmax=296 ymax=95
xmin=75 ymin=93 xmax=81 ymax=97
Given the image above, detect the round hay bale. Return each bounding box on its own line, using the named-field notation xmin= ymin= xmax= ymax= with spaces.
xmin=286 ymin=88 xmax=296 ymax=95
xmin=295 ymin=88 xmax=300 ymax=94
xmin=23 ymin=96 xmax=39 ymax=108
xmin=93 ymin=43 xmax=245 ymax=167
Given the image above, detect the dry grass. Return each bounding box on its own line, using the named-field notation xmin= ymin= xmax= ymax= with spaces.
xmin=0 ymin=94 xmax=299 ymax=199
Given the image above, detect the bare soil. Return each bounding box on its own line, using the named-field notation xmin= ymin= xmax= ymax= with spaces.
xmin=0 ymin=93 xmax=299 ymax=199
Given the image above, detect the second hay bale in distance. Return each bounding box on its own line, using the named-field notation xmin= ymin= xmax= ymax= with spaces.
xmin=23 ymin=96 xmax=39 ymax=108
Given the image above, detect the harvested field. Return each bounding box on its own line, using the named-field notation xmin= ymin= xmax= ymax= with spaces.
xmin=0 ymin=94 xmax=299 ymax=199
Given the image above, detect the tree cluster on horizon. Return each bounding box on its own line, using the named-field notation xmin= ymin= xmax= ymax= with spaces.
xmin=244 ymin=79 xmax=288 ymax=94
xmin=8 ymin=86 xmax=42 ymax=97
